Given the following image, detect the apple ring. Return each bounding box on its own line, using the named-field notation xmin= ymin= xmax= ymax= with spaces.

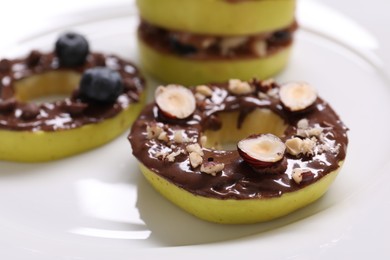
xmin=136 ymin=0 xmax=296 ymax=35
xmin=136 ymin=0 xmax=297 ymax=85
xmin=0 ymin=32 xmax=146 ymax=162
xmin=129 ymin=79 xmax=349 ymax=224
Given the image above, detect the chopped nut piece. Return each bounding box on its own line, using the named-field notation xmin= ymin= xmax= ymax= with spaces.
xmin=292 ymin=168 xmax=305 ymax=184
xmin=296 ymin=119 xmax=324 ymax=138
xmin=318 ymin=143 xmax=341 ymax=154
xmin=155 ymin=150 xmax=169 ymax=160
xmin=228 ymin=79 xmax=253 ymax=95
xmin=297 ymin=127 xmax=323 ymax=138
xmin=297 ymin=118 xmax=309 ymax=129
xmin=220 ymin=36 xmax=248 ymax=56
xmin=262 ymin=78 xmax=275 ymax=87
xmin=301 ymin=137 xmax=317 ymax=156
xmin=166 ymin=149 xmax=184 ymax=162
xmin=258 ymin=92 xmax=269 ymax=100
xmin=195 ymin=92 xmax=206 ymax=100
xmin=189 ymin=152 xmax=203 ymax=168
xmin=292 ymin=168 xmax=314 ymax=184
xmin=146 ymin=123 xmax=164 ymax=139
xmin=173 ymin=130 xmax=184 ymax=143
xmin=252 ymin=40 xmax=267 ymax=57
xmin=186 ymin=143 xmax=204 ymax=156
xmin=285 ymin=137 xmax=317 ymax=156
xmin=196 ymin=85 xmax=213 ymax=97
xmin=200 ymin=162 xmax=225 ymax=176
xmin=157 ymin=131 xmax=169 ymax=142
xmin=267 ymin=88 xmax=279 ymax=99
xmin=173 ymin=130 xmax=192 ymax=143
xmin=285 ymin=137 xmax=303 ymax=156
xmin=201 ymin=38 xmax=216 ymax=49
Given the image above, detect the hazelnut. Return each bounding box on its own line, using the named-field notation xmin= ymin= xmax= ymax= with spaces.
xmin=237 ymin=134 xmax=286 ymax=168
xmin=155 ymin=84 xmax=196 ymax=119
xmin=280 ymin=82 xmax=317 ymax=112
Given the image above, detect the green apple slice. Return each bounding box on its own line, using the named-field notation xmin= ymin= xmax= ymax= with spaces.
xmin=137 ymin=0 xmax=296 ymax=35
xmin=0 ymin=71 xmax=146 ymax=162
xmin=136 ymin=109 xmax=342 ymax=224
xmin=139 ymin=162 xmax=341 ymax=224
xmin=138 ymin=37 xmax=292 ymax=85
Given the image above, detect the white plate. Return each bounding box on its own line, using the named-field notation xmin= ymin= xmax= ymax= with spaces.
xmin=1 ymin=1 xmax=390 ymax=259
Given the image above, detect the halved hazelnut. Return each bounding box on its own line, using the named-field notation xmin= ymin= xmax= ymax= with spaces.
xmin=155 ymin=84 xmax=196 ymax=119
xmin=237 ymin=134 xmax=286 ymax=168
xmin=280 ymin=82 xmax=317 ymax=112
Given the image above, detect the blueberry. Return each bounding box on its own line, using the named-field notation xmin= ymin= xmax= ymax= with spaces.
xmin=270 ymin=31 xmax=291 ymax=43
xmin=79 ymin=67 xmax=123 ymax=103
xmin=168 ymin=37 xmax=197 ymax=55
xmin=55 ymin=32 xmax=89 ymax=66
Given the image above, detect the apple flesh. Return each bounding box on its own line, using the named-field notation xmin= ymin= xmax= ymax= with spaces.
xmin=136 ymin=0 xmax=296 ymax=35
xmin=138 ymin=38 xmax=292 ymax=85
xmin=139 ymin=162 xmax=341 ymax=224
xmin=0 ymin=71 xmax=145 ymax=162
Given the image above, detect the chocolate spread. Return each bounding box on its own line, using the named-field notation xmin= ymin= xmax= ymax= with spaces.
xmin=129 ymin=80 xmax=348 ymax=200
xmin=138 ymin=20 xmax=298 ymax=60
xmin=0 ymin=51 xmax=145 ymax=131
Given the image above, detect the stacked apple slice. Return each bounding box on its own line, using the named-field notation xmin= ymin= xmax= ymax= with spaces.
xmin=136 ymin=0 xmax=297 ymax=85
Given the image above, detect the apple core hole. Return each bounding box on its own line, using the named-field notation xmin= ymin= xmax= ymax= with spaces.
xmin=202 ymin=108 xmax=287 ymax=151
xmin=13 ymin=71 xmax=81 ymax=104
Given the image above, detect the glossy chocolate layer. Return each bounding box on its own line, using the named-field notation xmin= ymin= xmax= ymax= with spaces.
xmin=138 ymin=20 xmax=297 ymax=60
xmin=129 ymin=80 xmax=348 ymax=200
xmin=0 ymin=51 xmax=145 ymax=131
